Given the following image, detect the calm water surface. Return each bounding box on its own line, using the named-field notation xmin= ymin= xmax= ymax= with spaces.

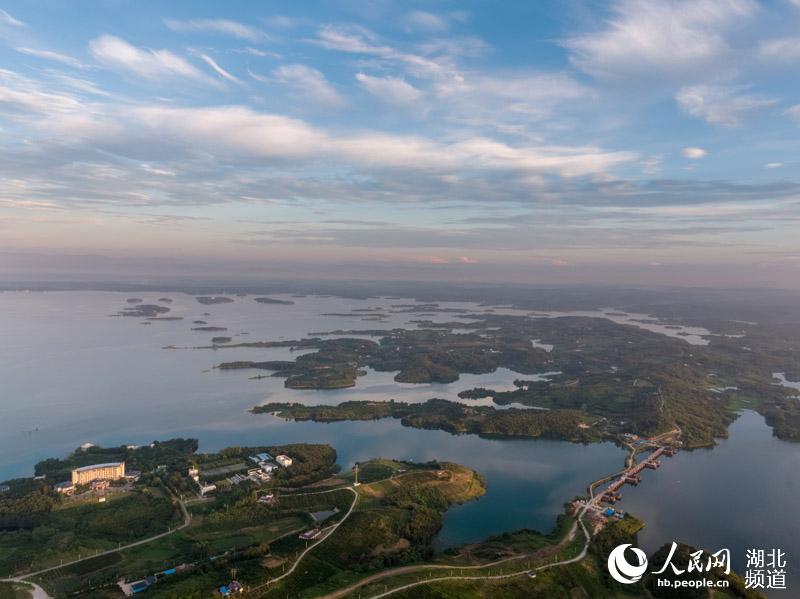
xmin=618 ymin=410 xmax=800 ymax=595
xmin=0 ymin=291 xmax=624 ymax=546
xmin=1 ymin=290 xmax=796 ymax=589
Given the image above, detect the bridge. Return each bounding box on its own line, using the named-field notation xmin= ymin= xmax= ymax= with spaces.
xmin=599 ymin=445 xmax=676 ymax=504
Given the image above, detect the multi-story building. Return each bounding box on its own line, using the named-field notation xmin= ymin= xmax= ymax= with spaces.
xmin=71 ymin=462 xmax=125 ymax=485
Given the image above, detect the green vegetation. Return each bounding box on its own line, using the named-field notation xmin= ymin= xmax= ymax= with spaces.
xmin=115 ymin=303 xmax=171 ymax=318
xmin=263 ymin=462 xmax=485 ymax=598
xmin=254 ymin=297 xmax=295 ymax=305
xmin=34 ymin=438 xmax=197 ymax=482
xmin=0 ymin=490 xmax=179 ymax=577
xmin=645 ymin=542 xmax=764 ymax=599
xmin=375 ymin=516 xmax=763 ymax=599
xmin=5 ymin=441 xmax=493 ymax=599
xmin=0 ymin=581 xmax=33 ymax=598
xmin=1 ymin=440 xmax=341 ymax=597
xmin=219 ymin=338 xmax=376 ymax=389
xmin=458 ymin=387 xmax=495 ymax=399
xmin=254 ymin=399 xmax=600 ymax=442
xmin=233 ymin=309 xmax=800 ymax=444
xmin=191 ymin=443 xmax=339 ymax=488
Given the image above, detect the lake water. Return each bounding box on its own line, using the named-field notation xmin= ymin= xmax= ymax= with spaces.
xmin=0 ymin=290 xmax=625 ymax=547
xmin=618 ymin=410 xmax=800 ymax=595
xmin=1 ymin=290 xmax=796 ymax=594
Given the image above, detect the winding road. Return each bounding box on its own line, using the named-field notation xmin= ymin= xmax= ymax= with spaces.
xmin=0 ymin=497 xmax=191 ymax=599
xmin=318 ymin=492 xmax=599 ymax=599
xmin=246 ymin=486 xmax=359 ymax=597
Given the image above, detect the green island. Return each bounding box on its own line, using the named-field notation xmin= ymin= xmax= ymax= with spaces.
xmin=253 ymin=400 xmax=600 ymax=443
xmin=115 ymin=304 xmax=171 ymax=318
xmin=218 ymin=309 xmax=800 ymax=447
xmin=195 ymin=297 xmax=234 ymax=305
xmin=254 ymin=297 xmax=295 ymax=305
xmin=0 ymin=438 xmax=762 ymax=599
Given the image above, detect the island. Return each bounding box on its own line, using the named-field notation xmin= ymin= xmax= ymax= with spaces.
xmin=195 ymin=296 xmax=234 ymax=305
xmin=0 ymin=441 xmax=498 ymax=599
xmin=254 ymin=399 xmax=601 ymax=442
xmin=115 ymin=304 xmax=171 ymax=318
xmin=254 ymin=297 xmax=295 ymax=305
xmin=214 ymin=310 xmax=800 ymax=446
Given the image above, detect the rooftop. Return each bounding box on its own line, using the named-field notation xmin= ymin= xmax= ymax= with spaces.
xmin=73 ymin=462 xmax=124 ymax=472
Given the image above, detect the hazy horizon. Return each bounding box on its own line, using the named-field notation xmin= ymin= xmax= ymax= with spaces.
xmin=2 ymin=1 xmax=799 ymax=287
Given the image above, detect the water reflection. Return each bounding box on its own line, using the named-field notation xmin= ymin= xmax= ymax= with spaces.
xmin=617 ymin=411 xmax=800 ymax=596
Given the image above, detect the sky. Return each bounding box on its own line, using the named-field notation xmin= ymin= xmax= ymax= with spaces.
xmin=1 ymin=0 xmax=800 ymax=287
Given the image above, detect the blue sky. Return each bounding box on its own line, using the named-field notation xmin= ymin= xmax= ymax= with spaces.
xmin=1 ymin=0 xmax=800 ymax=286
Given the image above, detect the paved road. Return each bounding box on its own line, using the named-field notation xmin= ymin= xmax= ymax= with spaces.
xmin=320 ymin=494 xmax=595 ymax=599
xmin=1 ymin=497 xmax=190 ymax=584
xmin=358 ymin=500 xmax=595 ymax=599
xmin=246 ymin=486 xmax=359 ymax=597
xmin=344 ymin=428 xmax=683 ymax=598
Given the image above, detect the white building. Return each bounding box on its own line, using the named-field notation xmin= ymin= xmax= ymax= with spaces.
xmin=250 ymin=452 xmax=273 ymax=464
xmin=275 ymin=455 xmax=293 ymax=468
xmin=54 ymin=481 xmax=75 ymax=495
xmin=199 ymin=483 xmax=217 ymax=496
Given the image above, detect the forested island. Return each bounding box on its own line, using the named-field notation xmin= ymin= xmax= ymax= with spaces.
xmin=254 ymin=296 xmax=295 ymax=305
xmin=213 ymin=309 xmax=800 ymax=446
xmin=0 ymin=440 xmax=492 ymax=598
xmin=254 ymin=399 xmax=602 ymax=442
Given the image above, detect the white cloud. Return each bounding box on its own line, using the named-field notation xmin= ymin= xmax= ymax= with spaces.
xmin=434 ymin=72 xmax=589 ymax=123
xmin=564 ymin=0 xmax=756 ymax=82
xmin=765 ymin=162 xmax=783 ymax=169
xmin=312 ymin=24 xmax=396 ymax=58
xmin=311 ymin=24 xmax=455 ymax=80
xmin=271 ymin=64 xmax=345 ymax=108
xmin=200 ymin=54 xmax=241 ymax=83
xmin=405 ymin=11 xmax=449 ymax=32
xmin=759 ymin=36 xmax=800 ymax=61
xmin=676 ymin=84 xmax=777 ymax=126
xmin=787 ymin=104 xmax=800 ymax=123
xmin=356 ymin=73 xmax=424 ymax=106
xmin=47 ymin=72 xmax=109 ymax=97
xmin=164 ymin=18 xmax=266 ymax=42
xmin=140 ymin=164 xmax=176 ymax=177
xmin=0 ymin=9 xmax=24 ymax=27
xmin=15 ymin=47 xmax=86 ymax=69
xmin=0 ymin=69 xmax=81 ymax=114
xmin=89 ymin=35 xmax=211 ymax=83
xmin=682 ymin=147 xmax=707 ymax=159
xmin=124 ymin=105 xmax=636 ymax=177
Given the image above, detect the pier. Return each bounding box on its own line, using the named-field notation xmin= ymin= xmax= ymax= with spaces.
xmin=599 ymin=445 xmax=676 ymax=504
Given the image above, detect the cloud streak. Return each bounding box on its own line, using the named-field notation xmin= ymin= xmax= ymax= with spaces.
xmin=89 ymin=35 xmax=213 ymax=83
xmin=164 ymin=18 xmax=266 ymax=42
xmin=564 ymin=0 xmax=756 ymax=83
